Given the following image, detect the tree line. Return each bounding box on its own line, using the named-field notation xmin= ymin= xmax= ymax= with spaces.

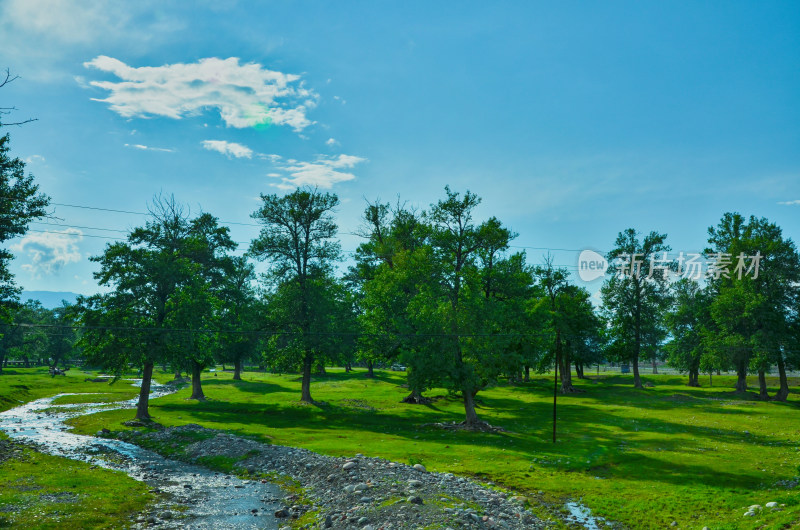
xmin=1 ymin=94 xmax=798 ymax=428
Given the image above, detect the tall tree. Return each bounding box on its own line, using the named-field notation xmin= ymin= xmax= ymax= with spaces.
xmin=601 ymin=228 xmax=671 ymax=389
xmin=0 ymin=128 xmax=50 ymax=350
xmin=665 ymin=278 xmax=711 ymax=387
xmin=705 ymin=213 xmax=800 ymax=399
xmin=216 ymin=256 xmax=261 ymax=381
xmin=80 ymin=197 xmax=231 ymax=419
xmin=250 ymin=187 xmax=340 ymax=403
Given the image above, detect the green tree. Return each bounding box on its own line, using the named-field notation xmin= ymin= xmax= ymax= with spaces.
xmin=705 ymin=213 xmax=800 ymax=399
xmin=665 ymin=278 xmax=711 ymax=387
xmin=601 ymin=228 xmax=671 ymax=389
xmin=80 ymin=197 xmax=233 ymax=419
xmin=250 ymin=188 xmax=341 ymax=403
xmin=216 ymin=256 xmax=261 ymax=381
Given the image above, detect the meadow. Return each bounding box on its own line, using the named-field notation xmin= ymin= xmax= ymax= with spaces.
xmin=1 ymin=367 xmax=799 ymax=529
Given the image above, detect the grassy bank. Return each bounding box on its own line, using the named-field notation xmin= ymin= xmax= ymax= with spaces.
xmin=0 ymin=369 xmax=166 ymax=528
xmin=55 ymin=367 xmax=800 ymax=529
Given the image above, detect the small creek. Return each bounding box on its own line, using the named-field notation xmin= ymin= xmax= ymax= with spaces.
xmin=0 ymin=380 xmax=283 ymax=528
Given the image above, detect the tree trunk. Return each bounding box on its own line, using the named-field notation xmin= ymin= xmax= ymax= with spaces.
xmin=632 ymin=354 xmax=643 ymax=389
xmin=757 ymin=370 xmax=769 ymax=400
xmin=652 ymin=358 xmax=658 ymax=374
xmin=708 ymin=371 xmax=712 ymax=386
xmin=173 ymin=370 xmax=182 ymax=380
xmin=463 ymin=390 xmax=480 ymax=426
xmin=774 ymin=354 xmax=789 ymax=402
xmin=401 ymin=388 xmax=427 ymax=404
xmin=575 ymin=362 xmax=585 ymax=379
xmin=190 ymin=362 xmax=206 ymax=400
xmin=735 ymin=361 xmax=748 ymax=392
xmin=135 ymin=362 xmax=154 ymax=421
xmin=301 ymin=353 xmax=313 ymax=403
xmin=233 ymin=358 xmax=242 ymax=381
xmin=524 ymin=365 xmax=530 ymax=382
xmin=365 ymin=361 xmax=375 ymax=378
xmin=687 ymin=369 xmax=699 ymax=387
xmin=345 ymin=363 xmax=351 ymax=373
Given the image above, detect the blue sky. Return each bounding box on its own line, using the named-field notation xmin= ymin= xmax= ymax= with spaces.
xmin=1 ymin=1 xmax=798 ymax=298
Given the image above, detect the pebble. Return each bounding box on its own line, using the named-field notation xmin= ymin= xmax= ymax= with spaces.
xmin=343 ymin=461 xmax=357 ymax=470
xmin=413 ymin=463 xmax=427 ymax=472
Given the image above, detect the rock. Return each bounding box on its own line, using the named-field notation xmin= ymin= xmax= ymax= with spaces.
xmin=274 ymin=508 xmax=289 ymax=518
xmin=413 ymin=463 xmax=427 ymax=472
xmin=670 ymin=522 xmax=677 ymax=527
xmin=748 ymin=504 xmax=762 ymax=512
xmin=146 ymin=516 xmax=157 ymax=524
xmin=358 ymin=517 xmax=369 ymax=524
xmin=344 ymin=485 xmax=355 ymax=493
xmin=407 ymin=495 xmax=423 ymax=505
xmin=354 ymin=482 xmax=368 ymax=492
xmin=362 ymin=526 xmax=375 ymax=530
xmin=343 ymin=461 xmax=357 ymax=470
xmin=409 ymin=479 xmax=424 ymax=487
xmin=324 ymin=514 xmax=333 ymax=528
xmin=509 ymin=495 xmax=527 ymax=503
xmin=159 ymin=511 xmax=173 ymax=520
xmin=766 ymin=501 xmax=778 ymax=509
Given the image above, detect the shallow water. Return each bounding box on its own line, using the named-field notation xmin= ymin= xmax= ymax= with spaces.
xmin=0 ymin=381 xmax=283 ymax=528
xmin=565 ymin=500 xmax=607 ymax=529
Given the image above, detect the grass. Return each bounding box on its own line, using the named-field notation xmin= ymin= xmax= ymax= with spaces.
xmin=0 ymin=432 xmax=153 ymax=529
xmin=3 ymin=367 xmax=800 ymax=529
xmin=0 ymin=368 xmax=174 ymax=528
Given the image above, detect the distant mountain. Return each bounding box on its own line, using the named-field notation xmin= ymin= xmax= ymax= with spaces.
xmin=20 ymin=291 xmax=81 ymax=309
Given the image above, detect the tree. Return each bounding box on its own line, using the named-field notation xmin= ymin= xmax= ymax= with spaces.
xmin=250 ymin=187 xmax=341 ymax=403
xmin=0 ymin=128 xmax=50 ymax=335
xmin=79 ymin=196 xmax=231 ymax=419
xmin=665 ymin=278 xmax=711 ymax=387
xmin=705 ymin=213 xmax=800 ymax=399
xmin=216 ymin=256 xmax=261 ymax=381
xmin=423 ymin=186 xmax=519 ymax=427
xmin=601 ymin=228 xmax=671 ymax=389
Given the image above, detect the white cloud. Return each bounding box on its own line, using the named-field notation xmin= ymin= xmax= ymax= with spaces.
xmin=84 ymin=56 xmax=318 ymax=131
xmin=201 ymin=140 xmax=253 ymax=159
xmin=24 ymin=155 xmax=45 ymax=164
xmin=12 ymin=229 xmax=83 ymax=277
xmin=325 ymin=138 xmax=339 ymax=147
xmin=124 ymin=143 xmax=174 ymax=153
xmin=777 ymin=199 xmax=800 ymax=205
xmin=269 ymin=154 xmax=366 ymax=190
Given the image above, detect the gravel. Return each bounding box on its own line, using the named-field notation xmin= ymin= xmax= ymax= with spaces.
xmin=118 ymin=424 xmax=551 ymax=529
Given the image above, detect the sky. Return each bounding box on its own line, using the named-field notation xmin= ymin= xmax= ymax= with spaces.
xmin=1 ymin=1 xmax=798 ymax=300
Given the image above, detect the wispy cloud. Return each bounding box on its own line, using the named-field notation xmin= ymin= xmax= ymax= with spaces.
xmin=124 ymin=143 xmax=174 ymax=153
xmin=201 ymin=140 xmax=253 ymax=159
xmin=24 ymin=155 xmax=45 ymax=164
xmin=777 ymin=199 xmax=800 ymax=205
xmin=12 ymin=229 xmax=83 ymax=277
xmin=84 ymin=56 xmax=318 ymax=131
xmin=269 ymin=154 xmax=366 ymax=190
xmin=325 ymin=138 xmax=339 ymax=147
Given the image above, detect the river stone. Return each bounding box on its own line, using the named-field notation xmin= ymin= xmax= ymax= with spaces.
xmin=354 ymin=482 xmax=368 ymax=492
xmin=275 ymin=508 xmax=289 ymax=518
xmin=407 ymin=495 xmax=423 ymax=505
xmin=766 ymin=502 xmax=778 ymax=509
xmin=160 ymin=511 xmax=173 ymax=520
xmin=343 ymin=461 xmax=357 ymax=470
xmin=413 ymin=463 xmax=427 ymax=472
xmin=409 ymin=479 xmax=424 ymax=487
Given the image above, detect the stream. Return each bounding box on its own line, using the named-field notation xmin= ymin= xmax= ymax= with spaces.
xmin=0 ymin=380 xmax=283 ymax=528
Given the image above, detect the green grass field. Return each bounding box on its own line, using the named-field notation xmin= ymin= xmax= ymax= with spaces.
xmin=1 ymin=367 xmax=799 ymax=529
